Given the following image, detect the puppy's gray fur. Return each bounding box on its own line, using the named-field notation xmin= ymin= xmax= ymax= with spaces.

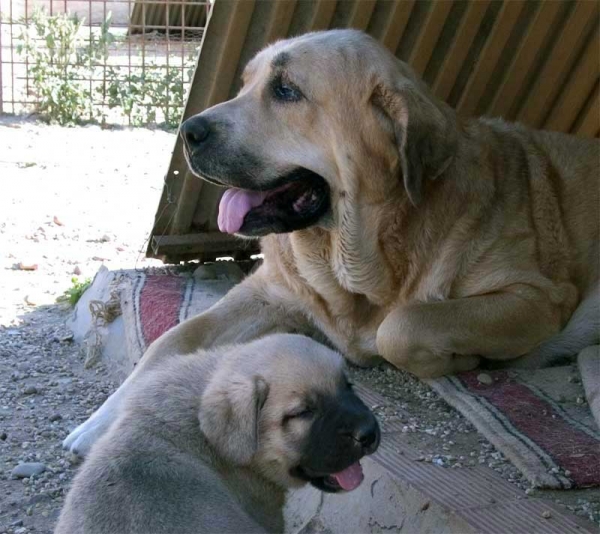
xmin=55 ymin=334 xmax=376 ymax=534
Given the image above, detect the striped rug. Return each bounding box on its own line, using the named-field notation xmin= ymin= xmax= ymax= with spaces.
xmin=121 ymin=272 xmax=600 ymax=490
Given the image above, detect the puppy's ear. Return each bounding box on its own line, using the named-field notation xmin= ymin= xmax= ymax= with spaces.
xmin=199 ymin=372 xmax=269 ymax=465
xmin=372 ymin=75 xmax=457 ymax=206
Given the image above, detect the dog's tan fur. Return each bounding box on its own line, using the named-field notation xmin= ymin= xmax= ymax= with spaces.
xmin=63 ymin=29 xmax=599 ymax=457
xmin=56 ymin=335 xmax=358 ymax=534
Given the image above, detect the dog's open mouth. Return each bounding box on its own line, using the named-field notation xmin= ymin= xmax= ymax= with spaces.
xmin=216 ymin=169 xmax=330 ymax=237
xmin=294 ymin=461 xmax=364 ymax=493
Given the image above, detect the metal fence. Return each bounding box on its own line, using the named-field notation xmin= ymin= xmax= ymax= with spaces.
xmin=0 ymin=0 xmax=210 ymax=126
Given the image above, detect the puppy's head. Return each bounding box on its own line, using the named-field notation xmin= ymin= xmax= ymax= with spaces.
xmin=181 ymin=29 xmax=457 ymax=237
xmin=199 ymin=334 xmax=380 ymax=493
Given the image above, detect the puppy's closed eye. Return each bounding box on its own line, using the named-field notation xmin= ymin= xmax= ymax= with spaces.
xmin=282 ymin=406 xmax=314 ymax=425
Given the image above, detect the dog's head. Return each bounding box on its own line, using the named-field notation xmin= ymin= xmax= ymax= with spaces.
xmin=199 ymin=334 xmax=380 ymax=492
xmin=181 ymin=29 xmax=457 ymax=238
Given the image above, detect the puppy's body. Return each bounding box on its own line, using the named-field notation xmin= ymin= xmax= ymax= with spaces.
xmin=64 ymin=29 xmax=599 ymax=457
xmin=56 ymin=353 xmax=276 ymax=534
xmin=56 ymin=335 xmax=379 ymax=534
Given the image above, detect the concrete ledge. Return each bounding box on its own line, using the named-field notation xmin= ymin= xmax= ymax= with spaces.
xmin=282 ymin=385 xmax=595 ymax=534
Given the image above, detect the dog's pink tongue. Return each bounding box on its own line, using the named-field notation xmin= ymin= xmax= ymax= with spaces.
xmin=331 ymin=462 xmax=364 ymax=491
xmin=218 ymin=188 xmax=268 ymax=234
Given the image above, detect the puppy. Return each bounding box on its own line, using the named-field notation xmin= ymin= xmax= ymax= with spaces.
xmin=55 ymin=334 xmax=380 ymax=534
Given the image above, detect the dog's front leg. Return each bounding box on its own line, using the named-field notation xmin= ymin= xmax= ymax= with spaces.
xmin=63 ymin=270 xmax=311 ymax=456
xmin=376 ymin=289 xmax=561 ymax=378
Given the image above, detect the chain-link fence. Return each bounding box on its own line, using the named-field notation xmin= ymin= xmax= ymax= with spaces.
xmin=0 ymin=0 xmax=210 ymax=127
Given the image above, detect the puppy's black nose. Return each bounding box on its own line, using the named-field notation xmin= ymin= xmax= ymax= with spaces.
xmin=180 ymin=115 xmax=210 ymax=152
xmin=352 ymin=417 xmax=379 ymax=452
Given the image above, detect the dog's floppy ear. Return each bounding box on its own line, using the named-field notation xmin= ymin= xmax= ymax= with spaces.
xmin=372 ymin=75 xmax=457 ymax=206
xmin=199 ymin=372 xmax=269 ymax=465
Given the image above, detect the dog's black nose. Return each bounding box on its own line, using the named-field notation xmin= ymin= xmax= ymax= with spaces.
xmin=352 ymin=417 xmax=379 ymax=451
xmin=180 ymin=115 xmax=210 ymax=152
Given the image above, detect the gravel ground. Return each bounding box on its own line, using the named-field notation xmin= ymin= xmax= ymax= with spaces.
xmin=0 ymin=115 xmax=172 ymax=534
xmin=0 ymin=116 xmax=598 ymax=534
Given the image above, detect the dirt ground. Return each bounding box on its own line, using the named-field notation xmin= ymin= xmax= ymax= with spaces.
xmin=0 ymin=115 xmax=171 ymax=534
xmin=0 ymin=116 xmax=598 ymax=534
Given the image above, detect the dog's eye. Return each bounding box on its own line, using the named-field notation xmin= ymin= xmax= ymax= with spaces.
xmin=282 ymin=407 xmax=313 ymax=424
xmin=272 ymin=78 xmax=302 ymax=103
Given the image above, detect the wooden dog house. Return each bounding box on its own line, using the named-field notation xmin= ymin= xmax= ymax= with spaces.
xmin=147 ymin=0 xmax=599 ymax=264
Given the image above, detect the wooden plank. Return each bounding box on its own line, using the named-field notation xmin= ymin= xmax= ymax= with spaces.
xmin=148 ymin=0 xmax=255 ymax=249
xmin=517 ymin=0 xmax=599 ymax=128
xmin=432 ymin=0 xmax=490 ymax=102
xmin=488 ymin=1 xmax=563 ymax=118
xmin=457 ymin=0 xmax=526 ymax=117
xmin=573 ymin=83 xmax=600 ymax=138
xmin=264 ymin=0 xmax=298 ymax=43
xmin=544 ymin=25 xmax=600 ymax=133
xmin=169 ymin=0 xmax=256 ymax=235
xmin=372 ymin=0 xmax=415 ymax=54
xmin=347 ymin=0 xmax=377 ymax=31
xmin=152 ymin=233 xmax=259 ymax=257
xmin=309 ymin=0 xmax=338 ymax=31
xmin=409 ymin=0 xmax=454 ymax=77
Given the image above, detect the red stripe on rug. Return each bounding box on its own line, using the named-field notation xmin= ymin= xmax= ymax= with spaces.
xmin=459 ymin=371 xmax=600 ymax=487
xmin=139 ymin=275 xmax=186 ymax=347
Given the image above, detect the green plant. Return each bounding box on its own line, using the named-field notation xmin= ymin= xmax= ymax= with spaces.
xmin=16 ymin=8 xmax=198 ymax=128
xmin=105 ymin=64 xmax=186 ymax=129
xmin=58 ymin=277 xmax=92 ymax=306
xmin=16 ymin=8 xmax=114 ymax=125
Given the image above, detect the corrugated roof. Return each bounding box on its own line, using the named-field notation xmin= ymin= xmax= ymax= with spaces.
xmin=148 ymin=0 xmax=600 ymax=263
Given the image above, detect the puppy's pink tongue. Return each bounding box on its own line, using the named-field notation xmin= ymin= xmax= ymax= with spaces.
xmin=331 ymin=461 xmax=364 ymax=491
xmin=218 ymin=188 xmax=268 ymax=234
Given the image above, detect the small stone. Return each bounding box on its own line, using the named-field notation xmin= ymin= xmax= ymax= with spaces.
xmin=60 ymin=334 xmax=74 ymax=342
xmin=477 ymin=373 xmax=493 ymax=385
xmin=11 ymin=462 xmax=46 ymax=479
xmin=49 ymin=413 xmax=62 ymax=422
xmin=17 ymin=262 xmax=38 ymax=271
xmin=53 ymin=215 xmax=64 ymax=226
xmin=10 ymin=519 xmax=23 ymax=527
xmin=24 ymin=295 xmax=38 ymax=306
xmin=73 ymin=265 xmax=82 ymax=276
xmin=23 ymin=386 xmax=38 ymax=395
xmin=15 ymin=527 xmax=28 ymax=534
xmin=91 ymin=256 xmax=107 ymax=262
xmin=415 ymin=455 xmax=425 ymax=462
xmin=576 ymin=396 xmax=585 ymax=405
xmin=542 ymin=510 xmax=552 ymax=519
xmin=100 ymin=234 xmax=111 ymax=242
xmin=564 ymin=470 xmax=571 ymax=477
xmin=525 ymin=488 xmax=534 ymax=495
xmin=0 ymin=432 xmax=7 ymax=440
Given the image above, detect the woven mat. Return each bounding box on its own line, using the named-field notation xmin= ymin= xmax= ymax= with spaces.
xmin=427 ymin=365 xmax=600 ymax=489
xmin=120 ymin=272 xmax=600 ymax=489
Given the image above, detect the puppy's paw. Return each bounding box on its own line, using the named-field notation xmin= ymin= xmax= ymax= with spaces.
xmin=62 ymin=411 xmax=113 ymax=457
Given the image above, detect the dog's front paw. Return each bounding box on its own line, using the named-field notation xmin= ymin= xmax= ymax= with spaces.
xmin=62 ymin=410 xmax=113 ymax=457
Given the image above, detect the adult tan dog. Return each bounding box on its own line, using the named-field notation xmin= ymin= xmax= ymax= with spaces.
xmin=64 ymin=29 xmax=598 ymax=456
xmin=56 ymin=334 xmax=379 ymax=534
